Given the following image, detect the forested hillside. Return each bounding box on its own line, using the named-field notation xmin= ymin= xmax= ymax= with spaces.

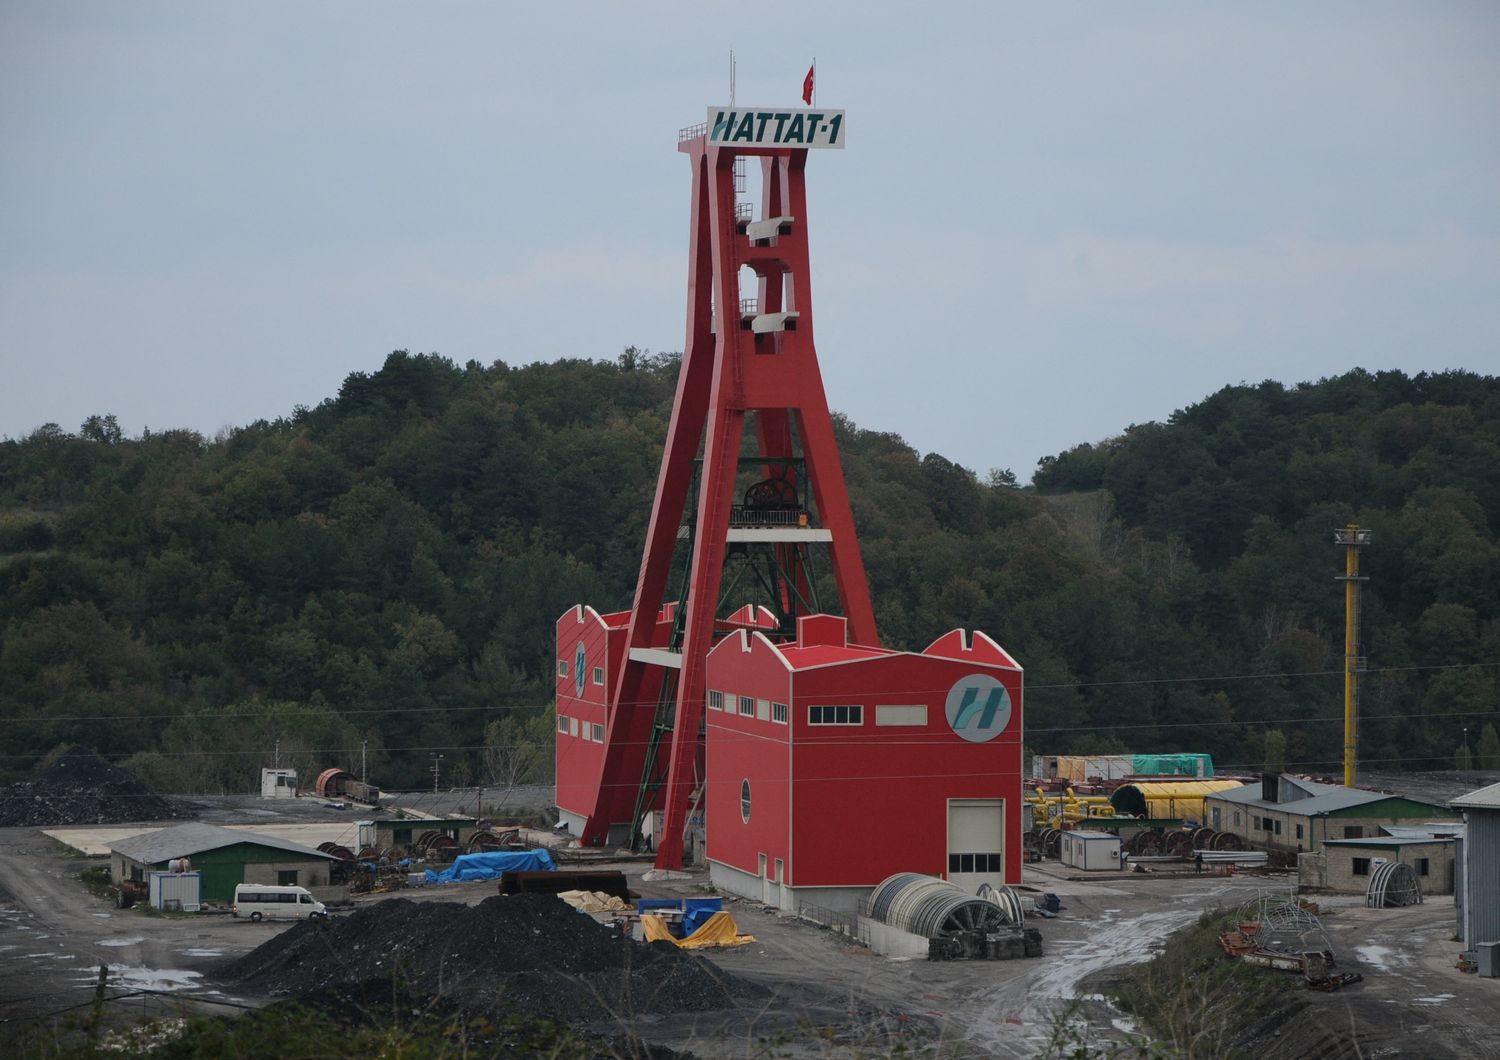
xmin=2 ymin=355 xmax=1497 ymax=791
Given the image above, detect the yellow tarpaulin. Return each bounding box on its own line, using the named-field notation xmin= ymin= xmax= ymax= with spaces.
xmin=641 ymin=910 xmax=755 ymax=949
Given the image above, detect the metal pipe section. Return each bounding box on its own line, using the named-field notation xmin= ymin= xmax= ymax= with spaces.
xmin=863 ymin=873 xmax=1018 ymax=939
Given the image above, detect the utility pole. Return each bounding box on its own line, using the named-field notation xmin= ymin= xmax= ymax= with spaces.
xmin=430 ymin=753 xmax=445 ymax=795
xmin=1334 ymin=524 xmax=1371 ymax=787
xmin=361 ymin=740 xmax=368 ymax=786
xmin=273 ymin=738 xmax=280 ymax=770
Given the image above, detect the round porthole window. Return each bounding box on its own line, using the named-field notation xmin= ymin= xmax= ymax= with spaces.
xmin=740 ymin=779 xmax=751 ymax=823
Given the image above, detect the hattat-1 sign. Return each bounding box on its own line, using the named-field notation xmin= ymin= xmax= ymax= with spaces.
xmin=708 ymin=107 xmax=846 ymax=149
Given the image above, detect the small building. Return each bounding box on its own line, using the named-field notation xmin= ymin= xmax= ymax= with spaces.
xmin=260 ymin=768 xmax=298 ymax=799
xmin=1204 ymin=774 xmax=1459 ymax=854
xmin=356 ymin=817 xmax=477 ymax=852
xmin=108 ymin=823 xmax=339 ymax=903
xmin=1304 ymin=836 xmax=1458 ymax=895
xmin=1452 ymin=780 xmax=1500 ymax=953
xmin=1059 ymin=830 xmax=1123 ymax=871
xmin=703 ymin=614 xmax=1023 ymax=914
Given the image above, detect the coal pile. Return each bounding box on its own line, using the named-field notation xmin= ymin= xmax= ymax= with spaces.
xmin=225 ymin=893 xmax=766 ymax=1025
xmin=0 ymin=749 xmax=195 ymax=826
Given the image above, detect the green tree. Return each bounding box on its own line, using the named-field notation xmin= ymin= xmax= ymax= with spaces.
xmin=1478 ymin=723 xmax=1500 ymax=771
xmin=1263 ymin=730 xmax=1287 ymax=773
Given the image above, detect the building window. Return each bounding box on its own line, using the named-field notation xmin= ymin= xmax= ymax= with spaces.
xmin=772 ymin=702 xmax=788 ymax=724
xmin=756 ymin=699 xmax=771 ymax=721
xmin=558 ymin=715 xmax=569 ymax=733
xmin=740 ymin=779 xmax=751 ymax=823
xmin=1253 ymin=818 xmax=1261 ymax=831
xmin=708 ymin=690 xmax=724 ymax=711
xmin=1416 ymin=858 xmax=1430 ymax=877
xmin=394 ymin=828 xmax=413 ymax=845
xmin=1352 ymin=857 xmax=1370 ymax=876
xmin=1296 ymin=823 xmax=1304 ymax=840
xmin=876 ymin=704 xmax=927 ymax=726
xmin=570 ymin=718 xmax=579 ymax=736
xmin=948 ymin=853 xmax=1003 ymax=874
xmin=809 ymin=704 xmax=863 ymax=726
xmin=591 ymin=723 xmax=604 ymax=742
xmin=557 ymin=659 xmax=569 ymax=678
xmin=277 ymin=870 xmax=298 ymax=886
xmin=1233 ymin=812 xmax=1241 ymax=826
xmin=738 ymin=695 xmax=755 ymax=717
xmin=1273 ymin=820 xmax=1282 ymax=835
xmin=592 ymin=666 xmax=604 ymax=686
xmin=131 ymin=866 xmax=143 ymax=882
xmin=1343 ymin=826 xmax=1362 ymax=839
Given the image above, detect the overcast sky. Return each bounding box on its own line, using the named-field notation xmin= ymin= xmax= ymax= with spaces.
xmin=3 ymin=3 xmax=1497 ymax=481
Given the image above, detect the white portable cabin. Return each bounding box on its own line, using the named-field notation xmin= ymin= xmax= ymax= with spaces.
xmin=260 ymin=768 xmax=298 ymax=798
xmin=1059 ymin=830 xmax=1123 ymax=871
xmin=148 ymin=871 xmax=201 ymax=911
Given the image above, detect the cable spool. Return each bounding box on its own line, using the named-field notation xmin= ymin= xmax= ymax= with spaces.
xmin=865 ymin=873 xmax=1011 ymax=939
xmin=977 ymin=882 xmax=1025 ymax=925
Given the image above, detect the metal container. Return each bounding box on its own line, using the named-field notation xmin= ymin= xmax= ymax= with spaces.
xmin=147 ymin=871 xmax=201 ymax=912
xmin=1477 ymin=941 xmax=1499 ymax=978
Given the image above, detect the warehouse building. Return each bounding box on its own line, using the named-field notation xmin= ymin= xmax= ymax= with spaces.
xmin=1206 ymin=774 xmax=1458 ymax=853
xmin=702 ymin=615 xmax=1023 ymax=914
xmin=108 ymin=822 xmax=339 ymax=903
xmin=1452 ymin=780 xmax=1500 ymax=954
xmin=355 ymin=816 xmax=477 ymax=852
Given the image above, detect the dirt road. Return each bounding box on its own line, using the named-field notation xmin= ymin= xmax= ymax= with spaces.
xmin=0 ymin=827 xmax=290 ymax=1041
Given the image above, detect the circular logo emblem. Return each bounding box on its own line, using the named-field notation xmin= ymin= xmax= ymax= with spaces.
xmin=574 ymin=642 xmax=587 ymax=697
xmin=944 ymin=674 xmax=1012 ymax=743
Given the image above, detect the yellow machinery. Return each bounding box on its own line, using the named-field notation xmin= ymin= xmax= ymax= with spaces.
xmin=1108 ymin=780 xmax=1246 ymax=822
xmin=1026 ymin=786 xmax=1121 ymax=826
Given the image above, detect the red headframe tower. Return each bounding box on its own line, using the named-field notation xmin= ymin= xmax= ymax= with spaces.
xmin=576 ymin=107 xmax=868 ymax=868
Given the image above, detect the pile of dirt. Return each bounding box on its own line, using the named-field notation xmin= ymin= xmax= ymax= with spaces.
xmin=0 ymin=749 xmax=195 ymax=826
xmin=223 ymin=893 xmax=766 ymax=1026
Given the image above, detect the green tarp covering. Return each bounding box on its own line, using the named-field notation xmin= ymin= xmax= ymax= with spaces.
xmin=1130 ymin=754 xmax=1213 ymax=777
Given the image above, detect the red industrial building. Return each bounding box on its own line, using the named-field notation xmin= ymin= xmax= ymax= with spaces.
xmin=554 ymin=101 xmax=1024 ymax=912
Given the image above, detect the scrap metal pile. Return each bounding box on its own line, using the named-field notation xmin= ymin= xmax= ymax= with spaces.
xmin=1218 ymin=892 xmax=1362 ymax=991
xmin=223 ymin=892 xmax=767 ymax=1023
xmin=0 ymin=748 xmax=194 ymax=826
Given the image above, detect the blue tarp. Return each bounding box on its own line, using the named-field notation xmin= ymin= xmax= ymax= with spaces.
xmin=423 ymin=848 xmax=557 ymax=884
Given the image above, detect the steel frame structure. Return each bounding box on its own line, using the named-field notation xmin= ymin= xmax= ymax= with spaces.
xmin=578 ymin=127 xmax=877 ymax=868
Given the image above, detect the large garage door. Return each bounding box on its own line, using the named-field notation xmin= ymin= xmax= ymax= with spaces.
xmin=198 ymin=862 xmax=244 ymax=903
xmin=948 ymin=799 xmax=1004 ymax=895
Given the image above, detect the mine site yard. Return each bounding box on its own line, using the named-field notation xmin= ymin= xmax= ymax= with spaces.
xmin=3 ymin=806 xmax=1499 ymax=1059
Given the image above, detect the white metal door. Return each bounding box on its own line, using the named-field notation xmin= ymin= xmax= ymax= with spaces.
xmin=948 ymin=798 xmax=1005 ymax=894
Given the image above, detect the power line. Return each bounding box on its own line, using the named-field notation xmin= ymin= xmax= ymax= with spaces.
xmin=6 ymin=660 xmax=1497 ymax=727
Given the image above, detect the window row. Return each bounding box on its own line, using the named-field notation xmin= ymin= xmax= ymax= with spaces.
xmin=703 ymin=698 xmax=928 ymax=728
xmin=556 ymin=715 xmax=605 ymax=742
xmin=555 ymin=660 xmax=605 ymax=685
xmin=948 ymin=852 xmax=1003 ymax=874
xmin=706 ymin=690 xmax=789 ymax=725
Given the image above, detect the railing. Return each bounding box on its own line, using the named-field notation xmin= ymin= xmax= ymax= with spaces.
xmin=728 ymin=506 xmax=808 ymax=528
xmin=735 ymin=202 xmax=755 ymax=223
xmin=678 ymin=122 xmax=708 ymax=143
xmin=796 ymin=903 xmax=871 ymax=947
xmin=739 ymin=297 xmax=758 ymax=316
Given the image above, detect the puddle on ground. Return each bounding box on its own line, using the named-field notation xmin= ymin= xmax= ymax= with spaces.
xmin=73 ymin=966 xmax=203 ymax=992
xmin=180 ymin=949 xmax=223 ymax=958
xmin=97 ymin=936 xmax=145 ymax=947
xmin=1412 ymin=994 xmax=1454 ymax=1005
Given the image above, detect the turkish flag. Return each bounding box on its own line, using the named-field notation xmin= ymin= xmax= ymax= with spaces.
xmin=802 ymin=63 xmax=814 ymax=105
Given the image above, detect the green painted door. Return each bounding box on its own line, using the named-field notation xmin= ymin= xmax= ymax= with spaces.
xmin=198 ymin=861 xmax=244 ymax=903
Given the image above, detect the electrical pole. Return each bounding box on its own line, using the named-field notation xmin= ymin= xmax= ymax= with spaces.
xmin=430 ymin=753 xmax=444 ymax=795
xmin=361 ymin=740 xmax=368 ymax=786
xmin=1334 ymin=524 xmax=1371 ymax=787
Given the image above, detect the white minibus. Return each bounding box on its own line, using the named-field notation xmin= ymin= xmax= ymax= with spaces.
xmin=232 ymin=884 xmax=328 ymax=922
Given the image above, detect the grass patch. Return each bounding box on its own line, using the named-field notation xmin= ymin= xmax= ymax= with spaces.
xmin=78 ymin=866 xmax=115 ymax=901
xmin=1109 ymin=908 xmax=1302 ymax=1060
